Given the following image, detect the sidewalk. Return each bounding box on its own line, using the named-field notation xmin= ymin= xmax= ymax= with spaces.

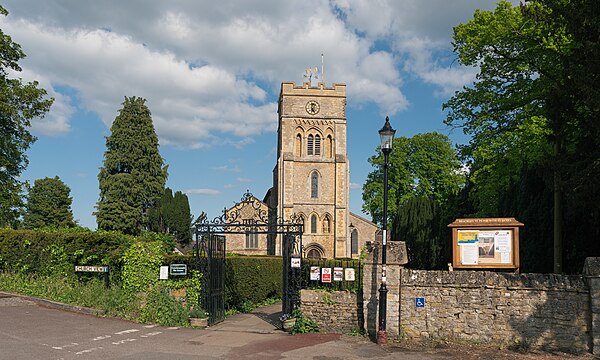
xmin=189 ymin=303 xmax=591 ymax=360
xmin=186 ymin=303 xmax=432 ymax=359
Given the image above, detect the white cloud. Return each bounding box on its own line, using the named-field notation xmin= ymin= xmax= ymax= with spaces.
xmin=211 ymin=165 xmax=241 ymax=173
xmin=3 ymin=0 xmax=513 ymax=146
xmin=185 ymin=188 xmax=222 ymax=196
xmin=350 ymin=182 xmax=362 ymax=190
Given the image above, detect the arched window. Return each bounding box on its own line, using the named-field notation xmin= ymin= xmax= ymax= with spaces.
xmin=311 ymin=172 xmax=318 ymax=198
xmin=327 ymin=135 xmax=333 ymax=158
xmin=305 ymin=243 xmax=325 ymax=259
xmin=322 ymin=215 xmax=331 ymax=233
xmin=307 ymin=134 xmax=314 ymax=155
xmin=307 ymin=249 xmax=321 ymax=259
xmin=351 ymin=229 xmax=359 ymax=255
xmin=299 ymin=214 xmax=307 ymax=233
xmin=314 ymin=134 xmax=321 ymax=155
xmin=311 ymin=214 xmax=317 ymax=233
xmin=295 ymin=134 xmax=302 ymax=157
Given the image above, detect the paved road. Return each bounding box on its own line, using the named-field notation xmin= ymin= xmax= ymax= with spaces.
xmin=0 ymin=294 xmax=432 ymax=360
xmin=2 ymin=293 xmax=583 ymax=360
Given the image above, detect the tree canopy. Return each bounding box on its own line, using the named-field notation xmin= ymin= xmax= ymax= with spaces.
xmin=443 ymin=0 xmax=600 ymax=272
xmin=95 ymin=96 xmax=168 ymax=235
xmin=23 ymin=176 xmax=75 ymax=229
xmin=0 ymin=6 xmax=53 ymax=227
xmin=362 ymin=132 xmax=464 ymax=225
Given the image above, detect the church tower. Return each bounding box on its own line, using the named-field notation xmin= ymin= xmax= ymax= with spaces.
xmin=269 ymin=82 xmax=349 ymax=258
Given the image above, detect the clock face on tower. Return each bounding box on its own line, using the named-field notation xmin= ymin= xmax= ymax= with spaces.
xmin=305 ymin=100 xmax=320 ymax=115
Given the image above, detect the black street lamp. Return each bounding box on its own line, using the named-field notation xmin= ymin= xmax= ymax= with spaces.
xmin=377 ymin=116 xmax=395 ymax=346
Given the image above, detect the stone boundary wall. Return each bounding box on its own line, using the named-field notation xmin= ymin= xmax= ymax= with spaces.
xmin=400 ymin=269 xmax=590 ymax=353
xmin=300 ymin=289 xmax=363 ymax=333
xmin=301 ymin=251 xmax=600 ymax=355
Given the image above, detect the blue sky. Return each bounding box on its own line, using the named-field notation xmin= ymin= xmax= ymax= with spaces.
xmin=3 ymin=0 xmax=507 ymax=229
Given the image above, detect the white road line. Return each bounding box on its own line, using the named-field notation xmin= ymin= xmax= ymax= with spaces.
xmin=167 ymin=327 xmax=179 ymax=330
xmin=143 ymin=325 xmax=156 ymax=328
xmin=92 ymin=335 xmax=111 ymax=341
xmin=115 ymin=329 xmax=139 ymax=335
xmin=112 ymin=338 xmax=137 ymax=345
xmin=75 ymin=347 xmax=103 ymax=355
xmin=51 ymin=342 xmax=79 ymax=350
xmin=140 ymin=331 xmax=162 ymax=338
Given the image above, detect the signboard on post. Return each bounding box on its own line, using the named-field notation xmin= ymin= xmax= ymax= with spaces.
xmin=74 ymin=266 xmax=108 ymax=273
xmin=291 ymin=258 xmax=301 ymax=268
xmin=449 ymin=218 xmax=523 ymax=272
xmin=75 ymin=265 xmax=110 ymax=288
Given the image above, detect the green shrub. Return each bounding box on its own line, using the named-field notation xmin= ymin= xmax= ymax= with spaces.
xmin=139 ymin=285 xmax=189 ymax=326
xmin=225 ymin=256 xmax=282 ymax=310
xmin=291 ymin=308 xmax=319 ymax=334
xmin=121 ymin=240 xmax=165 ymax=294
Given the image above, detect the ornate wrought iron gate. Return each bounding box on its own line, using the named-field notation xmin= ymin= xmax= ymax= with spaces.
xmin=192 ymin=232 xmax=226 ymax=326
xmin=282 ymin=233 xmax=303 ymax=315
xmin=194 ymin=191 xmax=303 ymax=325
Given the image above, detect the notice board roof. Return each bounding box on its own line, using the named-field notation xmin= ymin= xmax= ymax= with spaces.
xmin=448 ymin=218 xmax=524 ymax=228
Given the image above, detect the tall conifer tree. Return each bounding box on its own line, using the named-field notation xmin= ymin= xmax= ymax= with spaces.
xmin=23 ymin=176 xmax=75 ymax=229
xmin=172 ymin=190 xmax=192 ymax=244
xmin=95 ymin=97 xmax=167 ymax=235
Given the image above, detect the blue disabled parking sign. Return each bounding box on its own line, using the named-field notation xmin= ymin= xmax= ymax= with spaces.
xmin=415 ymin=297 xmax=425 ymax=308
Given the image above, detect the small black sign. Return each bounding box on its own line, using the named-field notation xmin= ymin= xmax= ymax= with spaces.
xmin=169 ymin=264 xmax=187 ymax=276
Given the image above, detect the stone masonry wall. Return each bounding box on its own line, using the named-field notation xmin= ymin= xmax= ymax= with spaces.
xmin=400 ymin=269 xmax=590 ymax=353
xmin=302 ymin=243 xmax=596 ymax=354
xmin=300 ymin=289 xmax=362 ymax=333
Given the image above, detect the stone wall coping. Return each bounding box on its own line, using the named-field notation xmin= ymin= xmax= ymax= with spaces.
xmin=402 ymin=269 xmax=587 ymax=292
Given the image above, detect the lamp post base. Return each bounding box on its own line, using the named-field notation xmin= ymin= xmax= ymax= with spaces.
xmin=377 ymin=330 xmax=388 ymax=346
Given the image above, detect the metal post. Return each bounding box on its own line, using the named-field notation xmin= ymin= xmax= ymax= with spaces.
xmin=377 ymin=148 xmax=390 ymax=346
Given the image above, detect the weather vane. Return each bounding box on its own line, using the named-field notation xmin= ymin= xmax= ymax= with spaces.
xmin=303 ymin=54 xmax=325 ymax=86
xmin=303 ymin=67 xmax=319 ymax=86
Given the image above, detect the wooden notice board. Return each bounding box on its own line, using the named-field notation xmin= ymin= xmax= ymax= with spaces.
xmin=449 ymin=218 xmax=523 ymax=272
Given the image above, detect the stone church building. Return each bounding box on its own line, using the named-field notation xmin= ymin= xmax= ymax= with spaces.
xmin=226 ymin=81 xmax=379 ymax=259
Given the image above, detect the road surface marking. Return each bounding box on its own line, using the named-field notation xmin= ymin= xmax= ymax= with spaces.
xmin=140 ymin=331 xmax=162 ymax=338
xmin=75 ymin=347 xmax=103 ymax=355
xmin=52 ymin=342 xmax=78 ymax=350
xmin=115 ymin=329 xmax=139 ymax=335
xmin=92 ymin=335 xmax=111 ymax=341
xmin=143 ymin=325 xmax=156 ymax=328
xmin=112 ymin=338 xmax=137 ymax=345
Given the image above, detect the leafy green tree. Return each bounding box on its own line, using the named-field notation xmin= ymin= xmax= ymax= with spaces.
xmin=23 ymin=176 xmax=75 ymax=229
xmin=0 ymin=6 xmax=53 ymax=227
xmin=443 ymin=0 xmax=597 ymax=272
xmin=362 ymin=132 xmax=464 ymax=225
xmin=95 ymin=97 xmax=168 ymax=235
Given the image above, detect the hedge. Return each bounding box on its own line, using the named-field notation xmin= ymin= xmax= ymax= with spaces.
xmin=0 ymin=228 xmax=175 ymax=284
xmin=225 ymin=256 xmax=282 ymax=310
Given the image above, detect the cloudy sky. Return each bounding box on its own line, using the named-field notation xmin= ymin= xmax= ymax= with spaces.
xmin=3 ymin=0 xmax=507 ymax=229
